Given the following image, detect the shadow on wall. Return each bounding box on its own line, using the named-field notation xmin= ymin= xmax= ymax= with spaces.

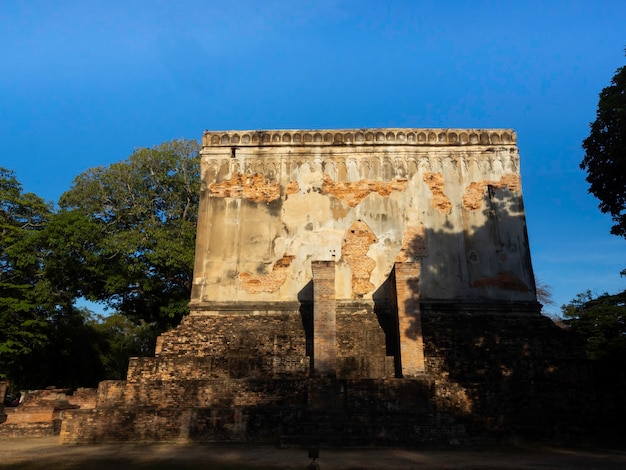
xmin=400 ymin=188 xmax=594 ymax=441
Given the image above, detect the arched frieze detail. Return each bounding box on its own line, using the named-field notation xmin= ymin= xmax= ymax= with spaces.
xmin=386 ymin=131 xmax=395 ymax=142
xmin=406 ymin=157 xmax=418 ymax=178
xmin=272 ymin=133 xmax=281 ymax=143
xmin=492 ymin=155 xmax=504 ymax=174
xmin=418 ymin=157 xmax=431 ymax=173
xmin=322 ymin=159 xmax=337 ymax=180
xmin=266 ymin=162 xmax=278 ymax=180
xmin=382 ymin=159 xmax=394 ymax=181
xmin=480 ymin=132 xmax=490 ymax=145
xmin=428 ymin=132 xmax=437 ymax=143
xmin=211 ymin=135 xmax=220 ymax=145
xmin=311 ymin=157 xmax=323 ymax=173
xmin=365 ymin=132 xmax=374 ymax=142
xmin=358 ymin=160 xmax=370 ymax=179
xmin=344 ymin=132 xmax=353 ymax=143
xmin=313 ymin=133 xmax=323 ymax=143
xmin=395 ymin=158 xmax=407 ymax=178
xmin=429 ymin=155 xmax=443 ymax=173
xmin=459 ymin=133 xmax=468 ymax=144
xmin=507 ymin=154 xmax=520 ymax=173
xmin=467 ymin=155 xmax=479 ymax=172
xmin=292 ymin=133 xmax=301 ymax=143
xmin=442 ymin=155 xmax=456 ymax=172
xmin=253 ymin=161 xmax=265 ymax=174
xmin=217 ymin=160 xmax=230 ymax=183
xmin=438 ymin=132 xmax=447 ymax=143
xmin=324 ymin=132 xmax=333 ymax=143
xmin=282 ymin=133 xmax=291 ymax=143
xmin=375 ymin=131 xmax=385 ymax=142
xmin=346 ymin=159 xmax=360 ymax=181
xmin=469 ymin=133 xmax=479 ymax=144
xmin=417 ymin=132 xmax=427 ymax=143
xmin=337 ymin=160 xmax=347 ymax=181
xmin=479 ymin=157 xmax=492 ymax=174
xmin=262 ymin=134 xmax=271 ymax=144
xmin=242 ymin=134 xmax=251 ymax=144
xmin=333 ymin=133 xmax=343 ymax=143
xmin=491 ymin=134 xmax=501 ymax=144
xmin=396 ymin=132 xmax=406 ymax=142
xmin=202 ymin=160 xmax=219 ymax=184
xmin=355 ymin=132 xmax=365 ymax=143
xmin=303 ymin=133 xmax=312 ymax=143
xmin=459 ymin=157 xmax=469 ymax=173
xmin=501 ymin=132 xmax=512 ymax=144
xmin=231 ymin=134 xmax=240 ymax=144
xmin=370 ymin=156 xmax=380 ymax=177
xmin=407 ymin=132 xmax=416 ymax=143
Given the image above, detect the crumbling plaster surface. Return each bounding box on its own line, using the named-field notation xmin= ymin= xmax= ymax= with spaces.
xmin=191 ymin=129 xmax=536 ymax=305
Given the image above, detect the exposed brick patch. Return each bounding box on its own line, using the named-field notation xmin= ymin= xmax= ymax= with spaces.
xmin=472 ymin=271 xmax=530 ymax=292
xmin=285 ymin=181 xmax=299 ymax=195
xmin=462 ymin=174 xmax=521 ymax=210
xmin=422 ymin=172 xmax=452 ymax=214
xmin=208 ymin=173 xmax=280 ymax=203
xmin=342 ymin=220 xmax=377 ymax=296
xmin=322 ymin=175 xmax=407 ymax=207
xmin=239 ymin=255 xmax=295 ymax=294
xmin=396 ymin=222 xmax=427 ymax=262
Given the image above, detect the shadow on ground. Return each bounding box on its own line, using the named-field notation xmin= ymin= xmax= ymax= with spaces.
xmin=2 ymin=437 xmax=626 ymax=469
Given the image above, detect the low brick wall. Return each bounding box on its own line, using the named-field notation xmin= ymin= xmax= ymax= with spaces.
xmin=0 ymin=388 xmax=96 ymax=438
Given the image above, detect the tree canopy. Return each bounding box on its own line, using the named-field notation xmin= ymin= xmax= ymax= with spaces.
xmin=562 ymin=290 xmax=626 ymax=363
xmin=0 ymin=168 xmax=53 ymax=387
xmin=0 ymin=139 xmax=201 ymax=390
xmin=581 ymin=56 xmax=626 ymax=238
xmin=57 ymin=139 xmax=201 ymax=327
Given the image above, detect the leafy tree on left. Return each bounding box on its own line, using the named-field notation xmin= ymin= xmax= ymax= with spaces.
xmin=0 ymin=169 xmax=108 ymax=389
xmin=0 ymin=167 xmax=54 ymax=388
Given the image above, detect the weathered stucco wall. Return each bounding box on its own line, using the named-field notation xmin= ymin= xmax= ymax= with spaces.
xmin=191 ymin=129 xmax=536 ymax=307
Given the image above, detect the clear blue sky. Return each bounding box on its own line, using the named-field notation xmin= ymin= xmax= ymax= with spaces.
xmin=1 ymin=0 xmax=625 ymax=315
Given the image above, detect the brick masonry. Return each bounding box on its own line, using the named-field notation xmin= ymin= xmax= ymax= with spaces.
xmin=392 ymin=262 xmax=426 ymax=376
xmin=0 ymin=388 xmax=96 ymax=438
xmin=312 ymin=261 xmax=337 ymax=377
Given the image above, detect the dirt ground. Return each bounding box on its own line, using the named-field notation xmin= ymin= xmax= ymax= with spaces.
xmin=1 ymin=437 xmax=626 ymax=469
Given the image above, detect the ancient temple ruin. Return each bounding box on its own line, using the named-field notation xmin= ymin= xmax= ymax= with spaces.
xmin=60 ymin=129 xmax=589 ymax=445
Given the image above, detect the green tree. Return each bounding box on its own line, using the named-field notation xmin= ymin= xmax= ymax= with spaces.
xmin=581 ymin=55 xmax=626 ymax=238
xmin=0 ymin=167 xmax=53 ymax=387
xmin=57 ymin=139 xmax=201 ymax=329
xmin=562 ymin=290 xmax=626 ymax=362
xmin=90 ymin=313 xmax=159 ymax=380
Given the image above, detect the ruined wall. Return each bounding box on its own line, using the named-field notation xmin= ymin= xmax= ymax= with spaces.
xmin=56 ymin=128 xmax=594 ymax=446
xmin=0 ymin=388 xmax=96 ymax=438
xmin=191 ymin=129 xmax=536 ymax=309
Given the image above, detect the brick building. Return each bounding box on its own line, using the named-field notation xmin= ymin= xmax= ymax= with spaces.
xmin=60 ymin=129 xmax=590 ymax=445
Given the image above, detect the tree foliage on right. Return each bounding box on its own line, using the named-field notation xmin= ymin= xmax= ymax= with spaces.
xmin=562 ymin=290 xmax=626 ymax=363
xmin=581 ymin=55 xmax=626 ymax=238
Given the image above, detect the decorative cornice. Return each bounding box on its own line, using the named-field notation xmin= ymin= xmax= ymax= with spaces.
xmin=202 ymin=128 xmax=517 ymax=148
